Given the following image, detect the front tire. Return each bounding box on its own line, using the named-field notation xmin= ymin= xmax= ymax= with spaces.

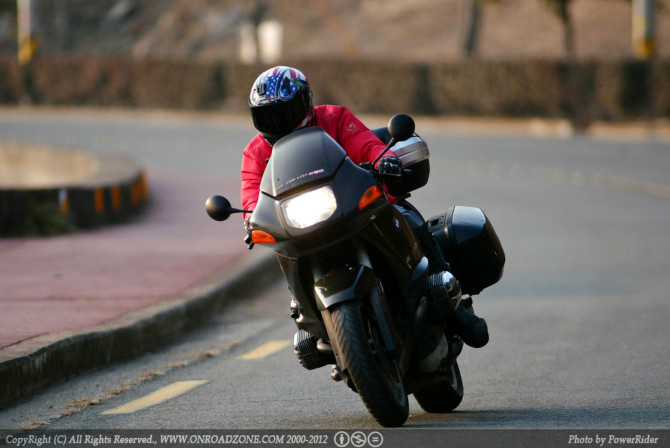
xmin=413 ymin=360 xmax=464 ymax=413
xmin=328 ymin=300 xmax=409 ymax=427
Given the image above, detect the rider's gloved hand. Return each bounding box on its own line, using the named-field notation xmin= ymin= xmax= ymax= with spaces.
xmin=377 ymin=156 xmax=403 ymax=176
xmin=244 ymin=218 xmax=254 ymax=249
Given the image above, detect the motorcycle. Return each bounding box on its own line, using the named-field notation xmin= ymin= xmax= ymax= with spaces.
xmin=206 ymin=114 xmax=505 ymax=427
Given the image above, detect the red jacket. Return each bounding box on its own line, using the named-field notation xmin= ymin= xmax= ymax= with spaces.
xmin=241 ymin=105 xmax=389 ymax=217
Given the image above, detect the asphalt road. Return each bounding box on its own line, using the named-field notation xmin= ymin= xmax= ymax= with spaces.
xmin=1 ymin=108 xmax=669 ymax=430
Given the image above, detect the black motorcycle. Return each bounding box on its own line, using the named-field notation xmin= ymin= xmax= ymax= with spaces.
xmin=206 ymin=114 xmax=505 ymax=427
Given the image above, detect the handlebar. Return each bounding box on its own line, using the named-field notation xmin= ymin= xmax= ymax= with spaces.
xmin=359 ymin=162 xmax=412 ymax=178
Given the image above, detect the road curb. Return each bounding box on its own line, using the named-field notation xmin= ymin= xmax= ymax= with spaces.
xmin=0 ymin=144 xmax=149 ymax=235
xmin=0 ymin=250 xmax=281 ymax=407
xmin=62 ymin=156 xmax=149 ymax=229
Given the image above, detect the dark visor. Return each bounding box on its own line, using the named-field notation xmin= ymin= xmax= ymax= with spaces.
xmin=251 ymin=94 xmax=310 ymax=137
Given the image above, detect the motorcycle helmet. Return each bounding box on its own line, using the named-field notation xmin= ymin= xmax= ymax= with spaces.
xmin=249 ymin=66 xmax=313 ymax=143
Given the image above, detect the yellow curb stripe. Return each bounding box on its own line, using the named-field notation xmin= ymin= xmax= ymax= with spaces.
xmin=237 ymin=340 xmax=291 ymax=360
xmin=131 ymin=180 xmax=141 ymax=206
xmin=129 ymin=172 xmax=149 ymax=207
xmin=140 ymin=171 xmax=148 ymax=198
xmin=101 ymin=380 xmax=209 ymax=415
xmin=94 ymin=188 xmax=105 ymax=214
xmin=59 ymin=189 xmax=69 ymax=214
xmin=111 ymin=186 xmax=122 ymax=211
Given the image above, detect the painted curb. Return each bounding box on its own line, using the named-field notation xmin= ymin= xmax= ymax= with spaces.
xmin=0 ymin=250 xmax=281 ymax=407
xmin=0 ymin=150 xmax=149 ymax=235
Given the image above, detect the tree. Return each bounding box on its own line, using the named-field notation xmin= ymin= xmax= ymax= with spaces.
xmin=463 ymin=0 xmax=500 ymax=58
xmin=541 ymin=0 xmax=575 ymax=58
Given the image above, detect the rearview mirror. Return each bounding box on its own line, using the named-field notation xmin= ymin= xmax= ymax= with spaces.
xmin=387 ymin=114 xmax=415 ymax=142
xmin=206 ymin=195 xmax=234 ymax=221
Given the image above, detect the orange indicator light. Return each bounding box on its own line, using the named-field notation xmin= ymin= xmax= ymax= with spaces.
xmin=359 ymin=185 xmax=383 ymax=210
xmin=251 ymin=230 xmax=277 ymax=244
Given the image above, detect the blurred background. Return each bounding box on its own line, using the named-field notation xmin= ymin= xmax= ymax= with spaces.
xmin=0 ymin=0 xmax=669 ymax=124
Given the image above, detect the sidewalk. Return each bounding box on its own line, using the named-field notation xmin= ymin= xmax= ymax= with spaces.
xmin=0 ymin=169 xmax=278 ymax=407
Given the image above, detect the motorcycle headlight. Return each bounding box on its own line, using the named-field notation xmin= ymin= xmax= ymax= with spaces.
xmin=281 ymin=185 xmax=337 ymax=229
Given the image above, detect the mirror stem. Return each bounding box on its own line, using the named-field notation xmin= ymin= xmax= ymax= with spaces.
xmin=372 ymin=138 xmax=397 ymax=167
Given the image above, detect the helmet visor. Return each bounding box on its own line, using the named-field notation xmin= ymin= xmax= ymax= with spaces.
xmin=251 ymin=92 xmax=311 ymax=139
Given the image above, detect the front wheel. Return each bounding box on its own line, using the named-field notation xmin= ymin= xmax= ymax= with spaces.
xmin=413 ymin=360 xmax=464 ymax=413
xmin=327 ymin=300 xmax=409 ymax=427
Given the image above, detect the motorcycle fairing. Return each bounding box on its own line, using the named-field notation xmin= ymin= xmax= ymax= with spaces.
xmin=359 ymin=205 xmax=425 ymax=279
xmin=314 ymin=265 xmax=377 ymax=311
xmin=260 ymin=127 xmax=346 ymax=197
xmin=250 ymin=154 xmax=385 ymax=251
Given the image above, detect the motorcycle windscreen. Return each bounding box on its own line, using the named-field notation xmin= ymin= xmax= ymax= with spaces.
xmin=260 ymin=127 xmax=346 ymax=197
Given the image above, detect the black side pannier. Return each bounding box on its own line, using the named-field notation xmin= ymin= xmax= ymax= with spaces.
xmin=428 ymin=206 xmax=505 ymax=295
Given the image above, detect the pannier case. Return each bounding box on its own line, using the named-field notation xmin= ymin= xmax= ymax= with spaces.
xmin=428 ymin=206 xmax=505 ymax=295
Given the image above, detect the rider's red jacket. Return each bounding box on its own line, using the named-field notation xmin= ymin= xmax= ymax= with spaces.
xmin=241 ymin=105 xmax=390 ymax=218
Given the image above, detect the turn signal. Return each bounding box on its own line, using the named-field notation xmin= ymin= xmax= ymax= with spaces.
xmin=251 ymin=230 xmax=276 ymax=244
xmin=359 ymin=185 xmax=383 ymax=210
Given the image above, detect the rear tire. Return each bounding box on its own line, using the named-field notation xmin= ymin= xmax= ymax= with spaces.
xmin=413 ymin=360 xmax=464 ymax=413
xmin=328 ymin=300 xmax=409 ymax=427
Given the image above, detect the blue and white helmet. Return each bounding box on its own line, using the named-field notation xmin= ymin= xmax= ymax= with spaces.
xmin=249 ymin=66 xmax=313 ymax=143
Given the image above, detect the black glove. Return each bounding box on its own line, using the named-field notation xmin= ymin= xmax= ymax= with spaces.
xmin=377 ymin=156 xmax=403 ymax=176
xmin=243 ymin=218 xmax=254 ymax=249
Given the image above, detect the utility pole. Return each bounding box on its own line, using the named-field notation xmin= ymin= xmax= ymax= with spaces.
xmin=631 ymin=0 xmax=657 ymax=134
xmin=17 ymin=0 xmax=38 ymax=65
xmin=632 ymin=0 xmax=655 ymax=60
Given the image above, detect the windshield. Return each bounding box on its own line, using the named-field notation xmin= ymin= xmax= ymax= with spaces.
xmin=260 ymin=127 xmax=347 ymax=197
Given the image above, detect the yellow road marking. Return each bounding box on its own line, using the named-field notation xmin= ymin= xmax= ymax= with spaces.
xmin=443 ymin=160 xmax=670 ymax=200
xmin=237 ymin=340 xmax=291 ymax=360
xmin=102 ymin=380 xmax=209 ymax=415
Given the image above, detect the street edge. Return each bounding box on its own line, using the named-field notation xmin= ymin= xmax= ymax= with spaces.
xmin=0 ymin=250 xmax=281 ymax=408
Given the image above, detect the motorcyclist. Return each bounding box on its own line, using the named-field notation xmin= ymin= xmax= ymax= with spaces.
xmin=241 ymin=66 xmax=396 ymax=215
xmin=240 ymin=66 xmax=488 ymax=357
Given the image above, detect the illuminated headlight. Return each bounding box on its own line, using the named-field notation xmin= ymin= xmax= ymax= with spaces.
xmin=281 ymin=185 xmax=337 ymax=229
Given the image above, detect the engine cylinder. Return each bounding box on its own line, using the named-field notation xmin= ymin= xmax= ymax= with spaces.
xmin=293 ymin=330 xmax=331 ymax=370
xmin=425 ymin=271 xmax=462 ymax=319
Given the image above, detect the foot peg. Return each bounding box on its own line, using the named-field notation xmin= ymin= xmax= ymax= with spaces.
xmin=331 ymin=365 xmax=343 ymax=382
xmin=290 ymin=298 xmax=300 ymax=319
xmin=332 ymin=365 xmax=357 ymax=392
